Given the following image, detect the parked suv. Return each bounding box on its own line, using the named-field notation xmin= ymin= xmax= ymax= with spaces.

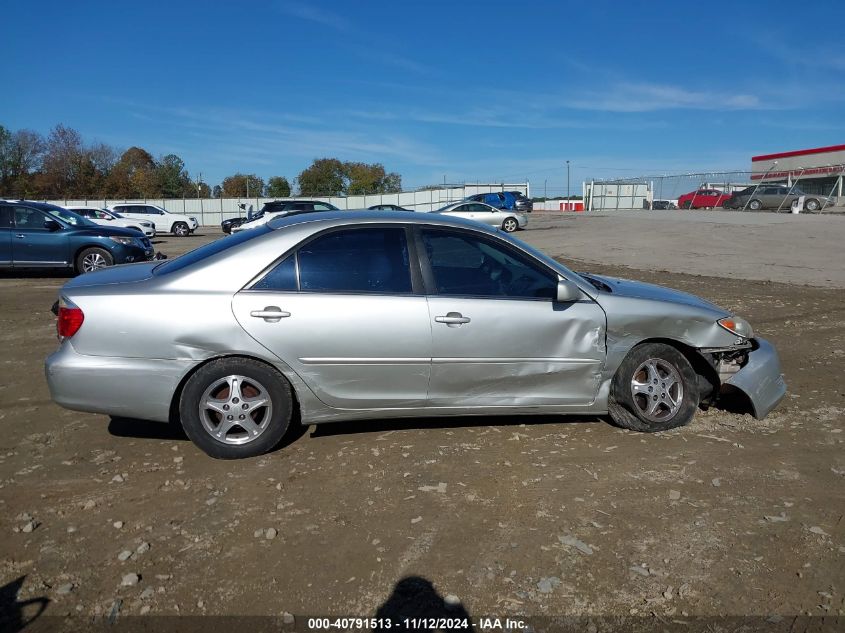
xmin=230 ymin=200 xmax=340 ymax=233
xmin=109 ymin=204 xmax=198 ymax=237
xmin=0 ymin=201 xmax=155 ymax=274
xmin=65 ymin=206 xmax=156 ymax=237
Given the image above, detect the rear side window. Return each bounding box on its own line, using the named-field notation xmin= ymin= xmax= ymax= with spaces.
xmin=298 ymin=228 xmax=411 ymax=294
xmin=253 ymin=255 xmax=297 ymax=291
xmin=0 ymin=207 xmax=11 ymax=228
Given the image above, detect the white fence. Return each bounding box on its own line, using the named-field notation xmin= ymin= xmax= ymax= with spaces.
xmin=46 ymin=183 xmax=529 ymax=226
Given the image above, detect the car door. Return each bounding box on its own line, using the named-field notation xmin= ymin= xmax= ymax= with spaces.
xmin=419 ymin=227 xmax=606 ymax=407
xmin=443 ymin=203 xmax=476 ymax=221
xmin=143 ymin=206 xmax=171 ymax=232
xmin=232 ymin=225 xmax=432 ymax=409
xmin=0 ymin=206 xmax=11 ymax=266
xmin=10 ymin=205 xmax=70 ymax=266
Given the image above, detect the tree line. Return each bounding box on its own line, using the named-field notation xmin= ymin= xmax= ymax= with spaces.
xmin=0 ymin=123 xmax=403 ymax=199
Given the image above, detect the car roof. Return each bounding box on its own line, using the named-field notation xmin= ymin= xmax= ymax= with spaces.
xmin=267 ymin=209 xmax=499 ymax=234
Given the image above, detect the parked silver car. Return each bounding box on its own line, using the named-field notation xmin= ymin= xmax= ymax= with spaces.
xmin=431 ymin=201 xmax=527 ymax=232
xmin=725 ymin=184 xmax=835 ymax=211
xmin=45 ymin=211 xmax=785 ymax=459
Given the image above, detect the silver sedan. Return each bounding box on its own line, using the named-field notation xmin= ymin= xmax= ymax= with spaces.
xmin=45 ymin=211 xmax=785 ymax=459
xmin=431 ymin=201 xmax=527 ymax=232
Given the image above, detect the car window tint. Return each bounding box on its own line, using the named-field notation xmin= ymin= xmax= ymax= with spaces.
xmin=298 ymin=227 xmax=411 ymax=294
xmin=253 ymin=254 xmax=297 ymax=291
xmin=13 ymin=206 xmax=48 ymax=230
xmin=421 ymin=229 xmax=557 ymax=300
xmin=0 ymin=207 xmax=11 ymax=229
xmin=313 ymin=203 xmax=333 ymax=211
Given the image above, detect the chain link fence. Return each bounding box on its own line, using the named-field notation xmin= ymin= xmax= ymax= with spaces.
xmin=583 ymin=167 xmax=844 ymax=213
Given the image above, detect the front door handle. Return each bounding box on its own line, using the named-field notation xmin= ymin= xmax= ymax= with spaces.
xmin=15 ymin=234 xmax=25 ymax=239
xmin=435 ymin=312 xmax=470 ymax=327
xmin=250 ymin=306 xmax=291 ymax=322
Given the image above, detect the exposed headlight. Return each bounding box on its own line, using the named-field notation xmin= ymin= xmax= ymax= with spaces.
xmin=109 ymin=236 xmax=135 ymax=245
xmin=718 ymin=316 xmax=753 ymax=339
xmin=189 ymin=217 xmax=198 ymax=223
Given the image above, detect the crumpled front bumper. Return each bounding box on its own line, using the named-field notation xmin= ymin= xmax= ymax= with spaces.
xmin=724 ymin=337 xmax=786 ymax=419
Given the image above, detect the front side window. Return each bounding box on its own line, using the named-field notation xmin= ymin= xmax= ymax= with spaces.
xmin=13 ymin=207 xmax=49 ymax=230
xmin=421 ymin=229 xmax=557 ymax=300
xmin=298 ymin=227 xmax=411 ymax=293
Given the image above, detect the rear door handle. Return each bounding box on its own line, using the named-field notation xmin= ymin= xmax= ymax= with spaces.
xmin=435 ymin=312 xmax=470 ymax=327
xmin=15 ymin=234 xmax=25 ymax=239
xmin=250 ymin=306 xmax=291 ymax=322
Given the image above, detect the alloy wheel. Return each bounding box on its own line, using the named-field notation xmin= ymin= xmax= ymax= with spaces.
xmin=199 ymin=375 xmax=273 ymax=445
xmin=629 ymin=358 xmax=683 ymax=423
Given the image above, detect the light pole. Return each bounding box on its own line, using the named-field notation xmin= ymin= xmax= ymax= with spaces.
xmin=566 ymin=160 xmax=570 ymax=204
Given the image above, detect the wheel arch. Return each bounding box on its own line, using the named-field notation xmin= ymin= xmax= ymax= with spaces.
xmin=617 ymin=337 xmax=720 ymax=403
xmin=72 ymin=243 xmax=115 ymax=271
xmin=169 ymin=353 xmax=302 ymax=427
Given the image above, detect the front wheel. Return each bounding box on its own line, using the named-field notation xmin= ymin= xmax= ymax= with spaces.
xmin=805 ymin=198 xmax=820 ymax=211
xmin=608 ymin=343 xmax=699 ymax=433
xmin=501 ymin=217 xmax=518 ymax=232
xmin=748 ymin=199 xmax=762 ymax=211
xmin=75 ymin=247 xmax=114 ymax=274
xmin=179 ymin=358 xmax=293 ymax=459
xmin=172 ymin=222 xmax=189 ymax=237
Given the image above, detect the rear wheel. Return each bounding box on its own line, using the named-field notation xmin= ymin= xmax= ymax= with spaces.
xmin=608 ymin=343 xmax=699 ymax=433
xmin=502 ymin=217 xmax=518 ymax=232
xmin=172 ymin=222 xmax=189 ymax=237
xmin=748 ymin=199 xmax=762 ymax=211
xmin=75 ymin=247 xmax=114 ymax=274
xmin=179 ymin=357 xmax=293 ymax=459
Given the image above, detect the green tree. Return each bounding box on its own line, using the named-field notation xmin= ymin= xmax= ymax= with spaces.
xmin=266 ymin=176 xmax=291 ymax=197
xmin=220 ymin=173 xmax=265 ymax=197
xmin=298 ymin=158 xmax=402 ymax=196
xmin=297 ymin=158 xmax=345 ymax=196
xmin=156 ymin=153 xmax=193 ymax=198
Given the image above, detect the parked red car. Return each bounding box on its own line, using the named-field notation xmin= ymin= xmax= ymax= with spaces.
xmin=677 ymin=189 xmax=732 ymax=209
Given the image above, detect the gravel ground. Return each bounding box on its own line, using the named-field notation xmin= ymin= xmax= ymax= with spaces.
xmin=1 ymin=214 xmax=843 ymax=629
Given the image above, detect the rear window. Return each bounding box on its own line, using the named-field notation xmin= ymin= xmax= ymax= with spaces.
xmin=154 ymin=225 xmax=272 ymax=275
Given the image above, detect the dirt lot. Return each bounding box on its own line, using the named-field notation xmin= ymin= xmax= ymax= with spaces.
xmin=1 ymin=216 xmax=844 ymax=629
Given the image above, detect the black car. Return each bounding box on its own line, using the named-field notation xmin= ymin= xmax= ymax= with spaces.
xmin=367 ymin=204 xmax=413 ymax=211
xmin=0 ymin=201 xmax=155 ymax=274
xmin=221 ymin=200 xmax=340 ymax=233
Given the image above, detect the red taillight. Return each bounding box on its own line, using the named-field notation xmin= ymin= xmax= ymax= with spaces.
xmin=57 ymin=301 xmax=84 ymax=338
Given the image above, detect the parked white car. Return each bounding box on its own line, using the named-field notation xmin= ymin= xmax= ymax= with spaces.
xmin=108 ymin=204 xmax=199 ymax=237
xmin=65 ymin=206 xmax=156 ymax=237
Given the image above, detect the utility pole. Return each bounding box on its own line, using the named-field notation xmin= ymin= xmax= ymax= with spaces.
xmin=566 ymin=160 xmax=571 ymax=202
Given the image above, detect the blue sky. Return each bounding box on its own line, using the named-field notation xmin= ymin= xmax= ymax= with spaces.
xmin=3 ymin=0 xmax=844 ymax=194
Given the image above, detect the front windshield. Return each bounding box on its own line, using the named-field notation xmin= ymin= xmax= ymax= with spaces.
xmin=46 ymin=207 xmax=96 ymax=227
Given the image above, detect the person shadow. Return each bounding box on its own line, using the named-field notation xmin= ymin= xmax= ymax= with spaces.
xmin=375 ymin=576 xmax=475 ymax=633
xmin=0 ymin=576 xmax=49 ymax=633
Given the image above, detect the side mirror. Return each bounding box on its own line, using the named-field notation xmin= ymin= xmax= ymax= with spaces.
xmin=44 ymin=219 xmax=62 ymax=232
xmin=556 ymin=278 xmax=582 ymax=303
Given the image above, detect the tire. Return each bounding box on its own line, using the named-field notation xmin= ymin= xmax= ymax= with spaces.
xmin=805 ymin=198 xmax=820 ymax=211
xmin=179 ymin=357 xmax=293 ymax=459
xmin=75 ymin=247 xmax=114 ymax=274
xmin=172 ymin=222 xmax=189 ymax=237
xmin=681 ymin=200 xmax=692 ymax=209
xmin=608 ymin=343 xmax=699 ymax=433
xmin=501 ymin=217 xmax=519 ymax=233
xmin=748 ymin=199 xmax=762 ymax=211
